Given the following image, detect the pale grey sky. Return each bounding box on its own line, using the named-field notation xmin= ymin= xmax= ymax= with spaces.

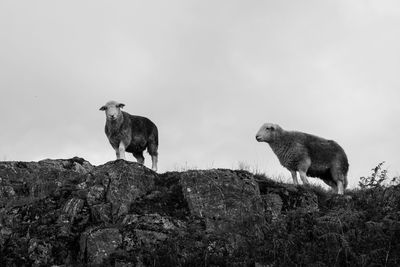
xmin=1 ymin=0 xmax=399 ymax=188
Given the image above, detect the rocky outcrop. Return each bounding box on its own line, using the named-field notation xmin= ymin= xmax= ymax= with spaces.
xmin=1 ymin=158 xmax=400 ymax=266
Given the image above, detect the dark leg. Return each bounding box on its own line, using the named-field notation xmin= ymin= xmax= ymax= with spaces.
xmin=132 ymin=151 xmax=145 ymax=165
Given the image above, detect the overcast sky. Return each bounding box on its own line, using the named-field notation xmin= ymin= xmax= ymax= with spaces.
xmin=1 ymin=0 xmax=399 ymax=188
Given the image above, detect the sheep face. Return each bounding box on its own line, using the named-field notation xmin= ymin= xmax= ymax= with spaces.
xmin=99 ymin=101 xmax=125 ymax=121
xmin=256 ymin=123 xmax=282 ymax=143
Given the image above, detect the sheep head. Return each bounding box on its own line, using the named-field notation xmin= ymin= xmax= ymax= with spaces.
xmin=100 ymin=101 xmax=125 ymax=121
xmin=256 ymin=123 xmax=283 ymax=143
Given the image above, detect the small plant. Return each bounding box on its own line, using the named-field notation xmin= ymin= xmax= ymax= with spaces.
xmin=359 ymin=162 xmax=390 ymax=189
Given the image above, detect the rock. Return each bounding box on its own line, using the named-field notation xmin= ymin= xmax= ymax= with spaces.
xmin=0 ymin=226 xmax=12 ymax=247
xmin=80 ymin=227 xmax=122 ymax=265
xmin=180 ymin=169 xmax=265 ymax=230
xmin=122 ymin=213 xmax=181 ymax=231
xmin=57 ymin=197 xmax=85 ymax=236
xmin=90 ymin=160 xmax=156 ymax=221
xmin=38 ymin=157 xmax=94 ymax=174
xmin=259 ymin=182 xmax=319 ymax=213
xmin=86 ymin=184 xmax=106 ymax=206
xmin=61 ymin=197 xmax=85 ymax=218
xmin=118 ymin=212 xmax=190 ymax=266
xmin=180 ymin=169 xmax=265 ymax=259
xmin=28 ymin=238 xmax=53 ymax=267
xmin=134 ymin=229 xmax=168 ymax=248
xmin=0 ymin=157 xmax=93 ymax=208
xmin=90 ymin=203 xmax=112 ymax=223
xmin=3 ymin=157 xmax=398 ymax=266
xmin=262 ymin=193 xmax=283 ymax=221
xmin=0 ymin=185 xmax=16 ymax=198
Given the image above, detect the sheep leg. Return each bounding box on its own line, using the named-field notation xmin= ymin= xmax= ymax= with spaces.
xmin=116 ymin=142 xmax=126 ymax=160
xmin=290 ymin=170 xmax=299 ymax=185
xmin=298 ymin=159 xmax=311 ymax=185
xmin=322 ymin=179 xmax=338 ymax=193
xmin=147 ymin=143 xmax=158 ymax=172
xmin=151 ymin=155 xmax=158 ymax=172
xmin=132 ymin=152 xmax=145 ymax=165
xmin=333 ymin=174 xmax=344 ymax=195
xmin=332 ymin=183 xmax=339 ymax=194
xmin=337 ymin=181 xmax=344 ymax=194
xmin=331 ymin=168 xmax=345 ymax=195
xmin=298 ymin=170 xmax=310 ymax=185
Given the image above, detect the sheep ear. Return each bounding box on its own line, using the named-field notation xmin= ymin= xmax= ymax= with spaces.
xmin=99 ymin=106 xmax=107 ymax=111
xmin=117 ymin=103 xmax=125 ymax=108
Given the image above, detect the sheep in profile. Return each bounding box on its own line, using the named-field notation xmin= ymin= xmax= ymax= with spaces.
xmin=100 ymin=101 xmax=158 ymax=172
xmin=255 ymin=123 xmax=348 ymax=194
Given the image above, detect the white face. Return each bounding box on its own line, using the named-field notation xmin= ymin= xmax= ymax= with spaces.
xmin=99 ymin=101 xmax=125 ymax=121
xmin=255 ymin=123 xmax=280 ymax=142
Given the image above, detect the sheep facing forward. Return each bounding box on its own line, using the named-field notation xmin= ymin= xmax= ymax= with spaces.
xmin=100 ymin=101 xmax=158 ymax=171
xmin=256 ymin=123 xmax=348 ymax=194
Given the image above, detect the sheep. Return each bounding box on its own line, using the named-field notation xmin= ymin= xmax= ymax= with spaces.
xmin=99 ymin=100 xmax=158 ymax=172
xmin=255 ymin=123 xmax=349 ymax=194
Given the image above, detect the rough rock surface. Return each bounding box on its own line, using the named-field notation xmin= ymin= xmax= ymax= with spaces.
xmin=1 ymin=158 xmax=400 ymax=266
xmin=180 ymin=169 xmax=265 ymax=259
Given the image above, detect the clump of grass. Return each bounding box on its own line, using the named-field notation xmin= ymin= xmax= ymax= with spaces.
xmin=172 ymin=162 xmax=199 ymax=172
xmin=236 ymin=161 xmax=266 ymax=176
